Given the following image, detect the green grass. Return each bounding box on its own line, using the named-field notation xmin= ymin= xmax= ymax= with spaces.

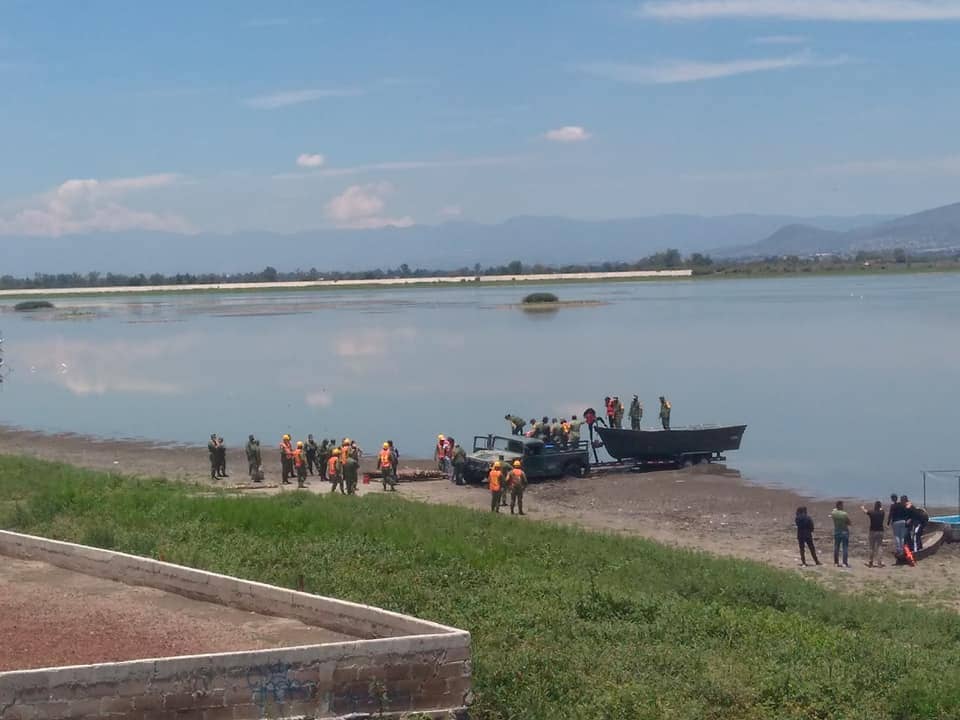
xmin=2 ymin=456 xmax=959 ymax=720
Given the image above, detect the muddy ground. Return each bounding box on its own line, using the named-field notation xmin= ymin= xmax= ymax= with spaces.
xmin=2 ymin=426 xmax=957 ymax=611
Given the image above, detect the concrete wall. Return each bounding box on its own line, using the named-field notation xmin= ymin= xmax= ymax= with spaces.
xmin=0 ymin=531 xmax=471 ymax=719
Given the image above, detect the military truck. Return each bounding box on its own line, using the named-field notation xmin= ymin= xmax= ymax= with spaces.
xmin=462 ymin=434 xmax=590 ymax=484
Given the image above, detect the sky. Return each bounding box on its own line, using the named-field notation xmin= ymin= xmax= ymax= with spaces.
xmin=1 ymin=0 xmax=960 ymax=236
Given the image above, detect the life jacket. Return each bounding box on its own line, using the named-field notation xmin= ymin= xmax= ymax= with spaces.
xmin=281 ymin=440 xmax=293 ymax=458
xmin=327 ymin=455 xmax=340 ymax=476
xmin=379 ymin=449 xmax=392 ymax=468
xmin=561 ymin=421 xmax=571 ymax=435
xmin=488 ymin=469 xmax=503 ymax=492
xmin=293 ymin=448 xmax=304 ymax=467
xmin=509 ymin=468 xmax=525 ymax=487
xmin=443 ymin=440 xmax=453 ymax=458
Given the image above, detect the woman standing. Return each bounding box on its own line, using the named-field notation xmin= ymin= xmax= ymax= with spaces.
xmin=795 ymin=506 xmax=821 ymax=566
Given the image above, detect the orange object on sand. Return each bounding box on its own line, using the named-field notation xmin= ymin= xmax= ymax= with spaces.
xmin=903 ymin=545 xmax=916 ymax=566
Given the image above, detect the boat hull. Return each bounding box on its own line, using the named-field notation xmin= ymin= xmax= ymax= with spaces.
xmin=595 ymin=425 xmax=747 ymax=462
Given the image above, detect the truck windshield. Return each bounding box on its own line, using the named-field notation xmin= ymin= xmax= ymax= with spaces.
xmin=491 ymin=437 xmax=524 ymax=454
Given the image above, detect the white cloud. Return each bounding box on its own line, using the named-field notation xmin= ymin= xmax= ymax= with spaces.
xmin=752 ymin=34 xmax=808 ymax=44
xmin=334 ymin=328 xmax=417 ymax=358
xmin=296 ymin=153 xmax=326 ymax=168
xmin=324 ymin=182 xmax=414 ymax=229
xmin=306 ymin=390 xmax=333 ymax=407
xmin=244 ymin=88 xmax=363 ymax=109
xmin=0 ymin=173 xmax=191 ymax=237
xmin=544 ymin=126 xmax=592 ymax=143
xmin=579 ymin=53 xmax=847 ymax=84
xmin=638 ymin=1 xmax=960 ymax=22
xmin=438 ymin=204 xmax=463 ymax=218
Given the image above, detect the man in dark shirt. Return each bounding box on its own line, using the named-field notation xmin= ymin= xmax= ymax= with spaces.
xmin=795 ymin=506 xmax=821 ymax=566
xmin=861 ymin=501 xmax=885 ymax=567
xmin=888 ymin=494 xmax=909 ymax=556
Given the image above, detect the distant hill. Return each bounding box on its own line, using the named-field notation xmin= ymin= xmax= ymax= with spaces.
xmin=0 ymin=213 xmax=896 ymax=276
xmin=725 ymin=201 xmax=960 ymax=257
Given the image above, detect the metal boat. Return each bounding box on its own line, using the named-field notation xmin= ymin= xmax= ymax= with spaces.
xmin=596 ymin=424 xmax=747 ymax=464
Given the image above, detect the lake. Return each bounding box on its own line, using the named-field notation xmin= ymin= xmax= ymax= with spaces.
xmin=1 ymin=274 xmax=958 ymax=502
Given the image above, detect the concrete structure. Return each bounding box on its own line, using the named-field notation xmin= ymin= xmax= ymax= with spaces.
xmin=0 ymin=530 xmax=471 ymax=719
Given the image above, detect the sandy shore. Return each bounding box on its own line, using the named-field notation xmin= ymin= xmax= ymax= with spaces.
xmin=1 ymin=425 xmax=956 ymax=610
xmin=0 ymin=269 xmax=692 ymax=299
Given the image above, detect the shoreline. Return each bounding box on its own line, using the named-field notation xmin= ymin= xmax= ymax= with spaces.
xmin=2 ymin=424 xmax=956 ymax=610
xmin=0 ymin=269 xmax=692 ymax=300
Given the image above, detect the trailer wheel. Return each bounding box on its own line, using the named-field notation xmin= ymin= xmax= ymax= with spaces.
xmin=564 ymin=461 xmax=587 ymax=478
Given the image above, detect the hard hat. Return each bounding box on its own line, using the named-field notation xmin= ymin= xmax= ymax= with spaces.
xmin=283 ymin=434 xmax=290 ymax=441
xmin=297 ymin=441 xmax=304 ymax=448
xmin=493 ymin=461 xmax=501 ymax=468
xmin=383 ymin=442 xmax=389 ymax=448
xmin=330 ymin=446 xmax=340 ymax=454
xmin=438 ymin=434 xmax=445 ymax=440
xmin=344 ymin=437 xmax=351 ymax=444
xmin=513 ymin=460 xmax=521 ymax=467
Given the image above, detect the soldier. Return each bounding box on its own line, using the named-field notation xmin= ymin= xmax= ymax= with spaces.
xmin=293 ymin=441 xmax=308 ymax=488
xmin=508 ymin=459 xmax=528 ymax=516
xmin=659 ymin=396 xmax=671 ymax=430
xmin=326 ymin=447 xmax=342 ymax=493
xmin=629 ymin=395 xmax=643 ymax=430
xmin=452 ymin=443 xmax=466 ymax=485
xmin=539 ymin=416 xmax=551 ymax=442
xmin=279 ymin=434 xmax=294 ymax=484
xmin=342 ymin=451 xmax=360 ymax=495
xmin=612 ymin=397 xmax=624 ymax=429
xmin=207 ymin=433 xmax=218 ymax=480
xmin=318 ymin=438 xmax=330 ymax=481
xmin=488 ymin=461 xmax=504 ymax=513
xmin=526 ymin=418 xmax=538 ymax=438
xmin=604 ymin=396 xmax=615 ymax=427
xmin=245 ymin=435 xmax=260 ymax=480
xmin=388 ymin=440 xmax=399 ymax=479
xmin=305 ymin=434 xmax=319 ymax=475
xmin=215 ymin=437 xmax=228 ymax=478
xmin=550 ymin=418 xmax=562 ymax=444
xmin=560 ymin=418 xmax=571 ymax=447
xmin=567 ymin=415 xmax=582 ymax=447
xmin=378 ymin=442 xmax=397 ymax=491
xmin=504 ymin=414 xmax=525 ymax=436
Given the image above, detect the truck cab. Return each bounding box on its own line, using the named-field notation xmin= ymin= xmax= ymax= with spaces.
xmin=463 ymin=434 xmax=589 ymax=484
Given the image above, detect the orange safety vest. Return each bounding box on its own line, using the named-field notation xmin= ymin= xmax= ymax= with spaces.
xmin=293 ymin=448 xmax=304 ymax=467
xmin=379 ymin=449 xmax=392 ymax=467
xmin=509 ymin=468 xmax=524 ymax=487
xmin=327 ymin=455 xmax=339 ymax=476
xmin=488 ymin=469 xmax=503 ymax=492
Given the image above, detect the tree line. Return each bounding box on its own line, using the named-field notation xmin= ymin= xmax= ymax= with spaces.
xmin=0 ymin=250 xmax=713 ymax=290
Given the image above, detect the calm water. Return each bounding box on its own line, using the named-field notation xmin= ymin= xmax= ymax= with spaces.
xmin=1 ymin=274 xmax=958 ymax=501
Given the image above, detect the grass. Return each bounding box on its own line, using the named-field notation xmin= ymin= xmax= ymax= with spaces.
xmin=2 ymin=455 xmax=960 ymax=719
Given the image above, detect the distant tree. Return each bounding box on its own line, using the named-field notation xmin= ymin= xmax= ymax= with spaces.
xmin=261 ymin=265 xmax=279 ymax=282
xmin=689 ymin=253 xmax=713 ymax=267
xmin=506 ymin=260 xmax=523 ymax=275
xmin=893 ymin=248 xmax=907 ymax=264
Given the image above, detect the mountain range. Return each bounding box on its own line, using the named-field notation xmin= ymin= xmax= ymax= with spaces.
xmin=2 ymin=202 xmax=959 ymax=276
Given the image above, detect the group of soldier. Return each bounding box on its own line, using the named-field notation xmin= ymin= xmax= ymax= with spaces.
xmin=504 ymin=415 xmax=583 ymax=446
xmin=225 ymin=434 xmax=400 ymax=493
xmin=487 ymin=459 xmax=527 ymax=515
xmin=602 ymin=395 xmax=672 ymax=430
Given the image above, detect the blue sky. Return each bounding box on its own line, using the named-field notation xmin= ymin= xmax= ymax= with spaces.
xmin=1 ymin=0 xmax=960 ymax=235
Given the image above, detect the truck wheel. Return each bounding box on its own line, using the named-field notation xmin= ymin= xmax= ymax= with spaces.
xmin=564 ymin=461 xmax=586 ymax=478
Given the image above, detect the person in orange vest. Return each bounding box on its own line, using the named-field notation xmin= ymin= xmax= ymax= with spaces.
xmin=293 ymin=441 xmax=308 ymax=488
xmin=507 ymin=459 xmax=528 ymax=516
xmin=435 ymin=434 xmax=448 ymax=472
xmin=378 ymin=442 xmax=397 ymax=491
xmin=488 ymin=461 xmax=504 ymax=513
xmin=327 ymin=447 xmax=342 ymax=494
xmin=279 ymin=434 xmax=294 ymax=484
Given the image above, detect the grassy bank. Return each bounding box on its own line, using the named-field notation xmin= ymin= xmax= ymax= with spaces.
xmin=2 ymin=456 xmax=959 ymax=719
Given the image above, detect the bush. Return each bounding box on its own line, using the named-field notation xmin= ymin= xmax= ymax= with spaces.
xmin=522 ymin=292 xmax=558 ymax=304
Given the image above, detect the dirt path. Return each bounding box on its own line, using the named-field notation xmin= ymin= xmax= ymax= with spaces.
xmin=2 ymin=426 xmax=957 ymax=610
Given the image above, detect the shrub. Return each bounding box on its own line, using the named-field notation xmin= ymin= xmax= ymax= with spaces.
xmin=522 ymin=292 xmax=558 ymax=304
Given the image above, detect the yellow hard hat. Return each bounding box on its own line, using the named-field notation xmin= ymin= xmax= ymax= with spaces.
xmin=283 ymin=434 xmax=290 ymax=441
xmin=343 ymin=437 xmax=351 ymax=444
xmin=330 ymin=447 xmax=340 ymax=455
xmin=438 ymin=434 xmax=445 ymax=440
xmin=382 ymin=442 xmax=389 ymax=448
xmin=493 ymin=461 xmax=501 ymax=468
xmin=513 ymin=460 xmax=521 ymax=467
xmin=297 ymin=441 xmax=303 ymax=448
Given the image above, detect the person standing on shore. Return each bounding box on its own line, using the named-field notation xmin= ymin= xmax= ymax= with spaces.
xmin=207 ymin=434 xmax=219 ymax=480
xmin=508 ymin=459 xmax=527 ymax=516
xmin=293 ymin=441 xmax=307 ymax=488
xmin=795 ymin=506 xmax=821 ymax=566
xmin=488 ymin=461 xmax=504 ymax=513
xmin=305 ymin=434 xmax=318 ymax=476
xmin=378 ymin=442 xmax=396 ymax=491
xmin=245 ymin=435 xmax=261 ymax=480
xmin=342 ymin=450 xmax=359 ymax=495
xmin=830 ymin=501 xmax=852 ymax=568
xmin=659 ymin=397 xmax=671 ymax=430
xmin=861 ymin=501 xmax=886 ymax=568
xmin=279 ymin=434 xmax=294 ymax=484
xmin=215 ymin=437 xmax=227 ymax=478
xmin=452 ymin=443 xmax=466 ymax=485
xmin=326 ymin=447 xmax=342 ymax=493
xmin=628 ymin=395 xmax=642 ymax=430
xmin=888 ymin=494 xmax=909 ymax=556
xmin=317 ymin=439 xmax=330 ymax=481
